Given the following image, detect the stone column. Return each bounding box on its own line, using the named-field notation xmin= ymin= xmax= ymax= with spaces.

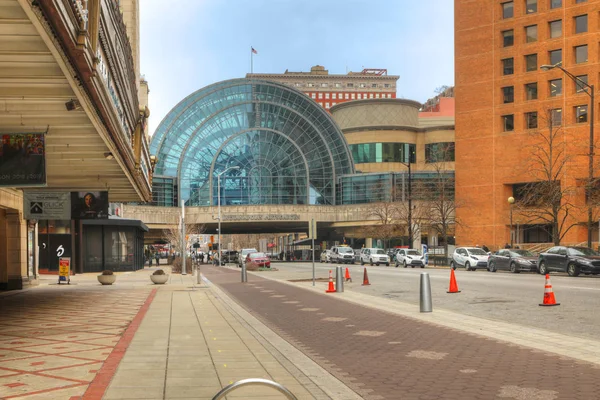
xmin=0 ymin=210 xmax=30 ymax=290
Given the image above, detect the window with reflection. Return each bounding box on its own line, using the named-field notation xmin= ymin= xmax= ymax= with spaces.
xmin=425 ymin=143 xmax=455 ymax=163
xmin=549 ymin=20 xmax=562 ymax=38
xmin=350 ymin=143 xmax=416 ymax=164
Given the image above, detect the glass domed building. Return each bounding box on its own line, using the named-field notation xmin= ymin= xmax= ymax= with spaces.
xmin=150 ymin=79 xmax=355 ymax=207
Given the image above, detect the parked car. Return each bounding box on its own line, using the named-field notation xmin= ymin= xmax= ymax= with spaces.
xmin=487 ymin=249 xmax=537 ymax=273
xmin=537 ymin=246 xmax=600 ymax=277
xmin=320 ymin=250 xmax=332 ymax=263
xmin=238 ymin=248 xmax=258 ymax=267
xmin=331 ymin=245 xmax=355 ymax=264
xmin=245 ymin=252 xmax=271 ymax=269
xmin=220 ymin=250 xmax=239 ymax=264
xmin=360 ymin=248 xmax=390 ymax=266
xmin=451 ymin=247 xmax=489 ymax=271
xmin=395 ymin=249 xmax=425 ymax=268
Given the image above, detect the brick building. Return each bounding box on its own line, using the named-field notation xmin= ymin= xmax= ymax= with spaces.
xmin=455 ymin=0 xmax=599 ymax=248
xmin=247 ymin=65 xmax=398 ymax=110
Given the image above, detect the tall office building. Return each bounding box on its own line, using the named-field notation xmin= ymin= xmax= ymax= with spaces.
xmin=455 ymin=0 xmax=599 ymax=248
xmin=247 ymin=65 xmax=399 ymax=110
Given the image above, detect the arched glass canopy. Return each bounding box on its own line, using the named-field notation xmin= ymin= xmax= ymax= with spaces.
xmin=151 ymin=79 xmax=355 ymax=206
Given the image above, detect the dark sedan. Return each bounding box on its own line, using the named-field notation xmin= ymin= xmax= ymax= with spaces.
xmin=538 ymin=246 xmax=600 ymax=277
xmin=487 ymin=249 xmax=537 ymax=273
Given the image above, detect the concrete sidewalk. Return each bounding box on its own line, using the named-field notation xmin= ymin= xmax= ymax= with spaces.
xmin=100 ymin=271 xmax=359 ymax=399
xmin=0 ymin=268 xmax=360 ymax=400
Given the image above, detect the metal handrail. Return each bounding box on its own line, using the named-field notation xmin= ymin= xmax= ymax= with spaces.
xmin=211 ymin=378 xmax=298 ymax=400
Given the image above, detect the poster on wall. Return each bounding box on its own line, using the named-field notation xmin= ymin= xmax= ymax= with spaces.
xmin=23 ymin=191 xmax=71 ymax=220
xmin=71 ymin=191 xmax=109 ymax=219
xmin=0 ymin=133 xmax=46 ymax=187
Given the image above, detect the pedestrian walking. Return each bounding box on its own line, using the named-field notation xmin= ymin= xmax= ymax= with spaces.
xmin=155 ymin=252 xmax=160 ymax=266
xmin=149 ymin=255 xmax=153 ymax=267
xmin=504 ymin=243 xmax=511 ymax=249
xmin=482 ymin=244 xmax=490 ymax=253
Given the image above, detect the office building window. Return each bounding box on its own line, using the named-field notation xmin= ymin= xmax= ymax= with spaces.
xmin=502 ymin=2 xmax=514 ymax=18
xmin=335 ymin=83 xmax=342 ymax=88
xmin=575 ymin=75 xmax=588 ymax=93
xmin=549 ymin=20 xmax=562 ymax=38
xmin=526 ymin=0 xmax=537 ymax=13
xmin=371 ymin=83 xmax=377 ymax=88
xmin=549 ymin=78 xmax=562 ymax=96
xmin=357 ymin=94 xmax=362 ymax=99
xmin=295 ymin=83 xmax=302 ymax=87
xmin=318 ymin=93 xmax=323 ymax=99
xmin=369 ymin=94 xmax=374 ymax=98
xmin=351 ymin=93 xmax=355 ymax=99
xmin=311 ymin=93 xmax=316 ymax=99
xmin=359 ymin=83 xmax=366 ymax=88
xmin=325 ymin=102 xmax=330 ymax=109
xmin=425 ymin=143 xmax=455 ymax=163
xmin=332 ymin=102 xmax=337 ymax=107
xmin=503 ymin=29 xmax=514 ymax=47
xmin=332 ymin=93 xmax=337 ymax=99
xmin=525 ymin=112 xmax=538 ymax=129
xmin=321 ymin=83 xmax=328 ymax=88
xmin=551 ymin=108 xmax=562 ymax=126
xmin=325 ymin=93 xmax=330 ymax=99
xmin=575 ymin=105 xmax=588 ymax=123
xmin=376 ymin=93 xmax=380 ymax=98
xmin=525 ymin=82 xmax=538 ymax=100
xmin=575 ymin=15 xmax=587 ymax=33
xmin=525 ymin=25 xmax=537 ymax=42
xmin=549 ymin=49 xmax=562 ymax=65
xmin=384 ymin=84 xmax=390 ymax=88
xmin=575 ymin=45 xmax=587 ymax=64
xmin=525 ymin=54 xmax=537 ymax=71
xmin=307 ymin=83 xmax=315 ymax=87
xmin=503 ymin=86 xmax=514 ymax=103
xmin=347 ymin=83 xmax=354 ymax=88
xmin=345 ymin=93 xmax=349 ymax=99
xmin=575 ymin=0 xmax=586 ymax=3
xmin=550 ymin=0 xmax=561 ymax=7
xmin=503 ymin=115 xmax=514 ymax=132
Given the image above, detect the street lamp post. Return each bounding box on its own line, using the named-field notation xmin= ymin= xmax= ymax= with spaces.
xmin=541 ymin=63 xmax=595 ymax=248
xmin=508 ymin=196 xmax=515 ymax=248
xmin=399 ymin=158 xmax=412 ymax=249
xmin=217 ymin=166 xmax=240 ymax=267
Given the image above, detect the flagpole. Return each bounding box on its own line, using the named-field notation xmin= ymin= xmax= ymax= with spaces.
xmin=251 ymin=48 xmax=253 ymax=74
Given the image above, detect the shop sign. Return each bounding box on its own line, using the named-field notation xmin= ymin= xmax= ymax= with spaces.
xmin=23 ymin=191 xmax=70 ymax=220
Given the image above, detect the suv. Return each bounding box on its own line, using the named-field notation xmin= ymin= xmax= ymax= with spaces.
xmin=451 ymin=247 xmax=489 ymax=271
xmin=331 ymin=246 xmax=355 ymax=264
xmin=360 ymin=248 xmax=390 ymax=266
xmin=538 ymin=246 xmax=600 ymax=277
xmin=221 ymin=250 xmax=239 ymax=264
xmin=238 ymin=248 xmax=258 ymax=267
xmin=395 ymin=249 xmax=425 ymax=268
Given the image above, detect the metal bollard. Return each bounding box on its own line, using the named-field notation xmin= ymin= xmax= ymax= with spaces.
xmin=241 ymin=263 xmax=248 ymax=283
xmin=419 ymin=272 xmax=432 ymax=313
xmin=335 ymin=266 xmax=344 ymax=293
xmin=197 ymin=263 xmax=202 ymax=284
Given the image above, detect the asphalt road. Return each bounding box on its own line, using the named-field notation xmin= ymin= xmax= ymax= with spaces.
xmin=267 ymin=262 xmax=600 ymax=342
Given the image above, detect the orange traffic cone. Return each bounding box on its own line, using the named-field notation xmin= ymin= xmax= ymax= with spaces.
xmin=345 ymin=267 xmax=352 ymax=282
xmin=447 ymin=268 xmax=461 ymax=293
xmin=539 ymin=274 xmax=560 ymax=306
xmin=326 ymin=270 xmax=336 ymax=293
xmin=361 ymin=267 xmax=371 ymax=286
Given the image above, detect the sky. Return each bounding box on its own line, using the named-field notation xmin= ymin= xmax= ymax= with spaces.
xmin=140 ymin=0 xmax=455 ymax=136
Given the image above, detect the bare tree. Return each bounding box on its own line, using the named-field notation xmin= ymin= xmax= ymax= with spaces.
xmin=162 ymin=221 xmax=205 ymax=255
xmin=365 ymin=201 xmax=401 ymax=248
xmin=514 ymin=110 xmax=580 ymax=245
xmin=422 ymin=144 xmax=463 ymax=255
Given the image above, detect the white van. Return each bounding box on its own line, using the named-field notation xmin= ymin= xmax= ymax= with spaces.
xmin=331 ymin=246 xmax=355 ymax=264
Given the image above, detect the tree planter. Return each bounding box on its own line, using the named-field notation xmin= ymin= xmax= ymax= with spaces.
xmin=150 ymin=274 xmax=169 ymax=284
xmin=97 ymin=274 xmax=116 ymax=285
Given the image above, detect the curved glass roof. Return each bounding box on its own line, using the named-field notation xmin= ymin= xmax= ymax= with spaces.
xmin=151 ymin=79 xmax=354 ymax=206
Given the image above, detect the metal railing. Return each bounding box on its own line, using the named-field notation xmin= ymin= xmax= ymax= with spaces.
xmin=211 ymin=378 xmax=297 ymax=400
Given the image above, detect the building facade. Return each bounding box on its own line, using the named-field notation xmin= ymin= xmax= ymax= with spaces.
xmin=0 ymin=0 xmax=151 ymax=288
xmin=247 ymin=65 xmax=398 ymax=111
xmin=455 ymin=0 xmax=599 ymax=248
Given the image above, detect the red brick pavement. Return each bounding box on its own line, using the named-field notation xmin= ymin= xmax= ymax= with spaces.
xmin=203 ymin=266 xmax=600 ymax=400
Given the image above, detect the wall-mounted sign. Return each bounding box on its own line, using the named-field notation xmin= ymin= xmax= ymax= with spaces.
xmin=221 ymin=214 xmax=300 ymax=222
xmin=23 ymin=191 xmax=71 ymax=220
xmin=0 ymin=133 xmax=46 ymax=187
xmin=71 ymin=191 xmax=109 ymax=219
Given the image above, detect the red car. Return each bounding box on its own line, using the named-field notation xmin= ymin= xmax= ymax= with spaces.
xmin=245 ymin=252 xmax=271 ymax=268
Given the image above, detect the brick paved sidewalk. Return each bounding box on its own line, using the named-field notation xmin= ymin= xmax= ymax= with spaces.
xmin=203 ymin=265 xmax=600 ymax=400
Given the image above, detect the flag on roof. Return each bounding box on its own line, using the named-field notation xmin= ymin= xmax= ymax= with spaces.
xmin=251 ymin=47 xmax=257 ymax=54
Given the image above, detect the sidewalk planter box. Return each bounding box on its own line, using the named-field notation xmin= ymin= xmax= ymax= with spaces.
xmin=150 ymin=274 xmax=169 ymax=284
xmin=97 ymin=274 xmax=116 ymax=285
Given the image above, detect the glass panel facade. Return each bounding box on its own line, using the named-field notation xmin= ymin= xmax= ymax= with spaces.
xmin=425 ymin=143 xmax=455 ymax=163
xmin=150 ymin=79 xmax=354 ymax=206
xmin=349 ymin=143 xmax=416 ymax=164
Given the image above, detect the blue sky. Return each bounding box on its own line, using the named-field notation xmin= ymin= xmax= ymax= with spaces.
xmin=141 ymin=0 xmax=455 ymax=135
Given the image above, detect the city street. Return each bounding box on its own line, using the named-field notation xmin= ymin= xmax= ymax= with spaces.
xmin=203 ymin=264 xmax=600 ymax=400
xmin=259 ymin=262 xmax=600 ymax=342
